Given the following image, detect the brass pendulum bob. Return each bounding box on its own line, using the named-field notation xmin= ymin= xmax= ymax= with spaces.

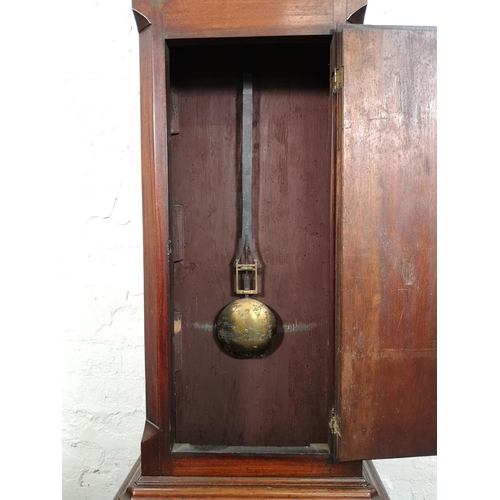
xmin=216 ymin=246 xmax=277 ymax=357
xmin=216 ymin=71 xmax=277 ymax=358
xmin=216 ymin=298 xmax=276 ymax=357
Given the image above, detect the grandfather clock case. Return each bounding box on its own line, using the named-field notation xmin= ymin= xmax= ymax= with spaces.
xmin=115 ymin=0 xmax=436 ymax=498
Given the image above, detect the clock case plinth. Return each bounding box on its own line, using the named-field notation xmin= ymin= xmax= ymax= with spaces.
xmin=115 ymin=457 xmax=389 ymax=499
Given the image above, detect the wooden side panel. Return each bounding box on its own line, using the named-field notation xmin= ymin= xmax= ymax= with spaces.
xmin=134 ymin=7 xmax=173 ymax=475
xmin=170 ymin=42 xmax=332 ymax=447
xmin=335 ymin=25 xmax=437 ymax=461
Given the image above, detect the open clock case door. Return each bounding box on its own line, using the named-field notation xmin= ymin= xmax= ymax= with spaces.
xmin=333 ymin=24 xmax=437 ymax=462
xmin=115 ymin=6 xmax=436 ymax=497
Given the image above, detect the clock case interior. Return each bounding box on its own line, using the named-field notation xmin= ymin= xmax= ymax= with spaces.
xmin=169 ymin=38 xmax=334 ymax=452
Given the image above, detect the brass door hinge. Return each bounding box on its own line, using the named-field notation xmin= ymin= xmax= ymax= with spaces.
xmin=329 ymin=408 xmax=342 ymax=437
xmin=332 ymin=67 xmax=344 ymax=94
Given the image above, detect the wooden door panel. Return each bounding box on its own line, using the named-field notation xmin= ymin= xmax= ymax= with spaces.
xmin=335 ymin=25 xmax=437 ymax=461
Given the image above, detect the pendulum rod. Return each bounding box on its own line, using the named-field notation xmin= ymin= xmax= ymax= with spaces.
xmin=235 ymin=71 xmax=258 ymax=296
xmin=215 ymin=69 xmax=277 ymax=358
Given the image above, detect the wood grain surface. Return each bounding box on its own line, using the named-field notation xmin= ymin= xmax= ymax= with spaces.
xmin=134 ymin=7 xmax=174 ymax=475
xmin=334 ymin=25 xmax=437 ymax=461
xmin=162 ymin=0 xmax=367 ymax=39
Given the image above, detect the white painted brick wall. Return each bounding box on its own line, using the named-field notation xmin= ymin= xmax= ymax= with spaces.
xmin=56 ymin=1 xmax=438 ymax=499
xmin=373 ymin=457 xmax=437 ymax=500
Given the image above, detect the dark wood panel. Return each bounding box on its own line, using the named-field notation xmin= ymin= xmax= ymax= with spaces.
xmin=170 ymin=42 xmax=332 ymax=447
xmin=334 ymin=25 xmax=437 ymax=461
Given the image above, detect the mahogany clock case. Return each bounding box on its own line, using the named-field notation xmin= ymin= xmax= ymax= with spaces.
xmin=114 ymin=1 xmax=436 ymax=496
